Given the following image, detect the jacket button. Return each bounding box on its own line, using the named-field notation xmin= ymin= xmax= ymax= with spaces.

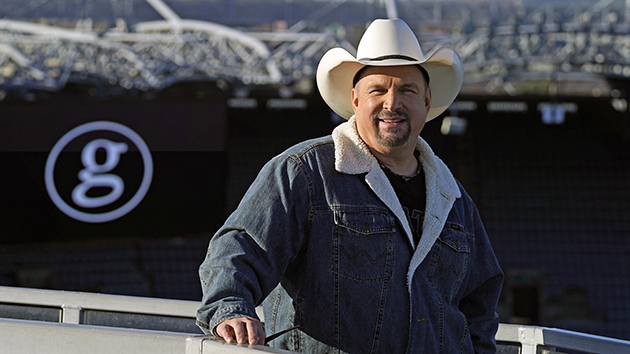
xmin=417 ymin=317 xmax=428 ymax=322
xmin=363 ymin=223 xmax=370 ymax=229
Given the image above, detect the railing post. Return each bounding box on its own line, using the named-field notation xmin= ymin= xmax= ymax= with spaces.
xmin=61 ymin=304 xmax=82 ymax=324
xmin=514 ymin=326 xmax=546 ymax=354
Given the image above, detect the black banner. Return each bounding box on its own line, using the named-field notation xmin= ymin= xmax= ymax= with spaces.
xmin=0 ymin=97 xmax=228 ymax=242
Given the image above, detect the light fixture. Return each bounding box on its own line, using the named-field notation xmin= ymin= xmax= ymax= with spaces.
xmin=440 ymin=116 xmax=468 ymax=136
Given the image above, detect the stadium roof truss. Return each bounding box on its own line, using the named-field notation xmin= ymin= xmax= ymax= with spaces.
xmin=0 ymin=0 xmax=353 ymax=98
xmin=2 ymin=0 xmax=630 ymax=98
xmin=414 ymin=0 xmax=630 ymax=96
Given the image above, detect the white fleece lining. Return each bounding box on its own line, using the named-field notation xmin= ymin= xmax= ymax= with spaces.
xmin=331 ymin=116 xmax=462 ymax=292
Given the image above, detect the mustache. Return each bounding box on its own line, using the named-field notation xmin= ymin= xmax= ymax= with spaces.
xmin=372 ymin=110 xmax=409 ymax=120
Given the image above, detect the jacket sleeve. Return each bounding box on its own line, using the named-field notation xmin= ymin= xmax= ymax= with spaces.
xmin=458 ymin=193 xmax=504 ymax=354
xmin=196 ymin=153 xmax=312 ymax=336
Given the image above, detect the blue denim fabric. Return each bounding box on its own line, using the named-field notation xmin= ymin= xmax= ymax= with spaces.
xmin=197 ymin=133 xmax=503 ymax=354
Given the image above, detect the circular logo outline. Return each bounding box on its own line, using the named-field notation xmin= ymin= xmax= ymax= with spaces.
xmin=45 ymin=121 xmax=153 ymax=223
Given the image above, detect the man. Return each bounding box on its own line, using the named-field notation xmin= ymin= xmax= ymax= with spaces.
xmin=197 ymin=18 xmax=503 ymax=353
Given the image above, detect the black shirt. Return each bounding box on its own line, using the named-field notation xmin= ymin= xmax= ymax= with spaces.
xmin=380 ymin=153 xmax=426 ymax=246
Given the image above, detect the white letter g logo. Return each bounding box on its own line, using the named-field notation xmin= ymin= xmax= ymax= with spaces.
xmin=45 ymin=121 xmax=153 ymax=223
xmin=72 ymin=139 xmax=129 ymax=209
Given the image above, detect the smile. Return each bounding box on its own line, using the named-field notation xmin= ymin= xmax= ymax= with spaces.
xmin=378 ymin=117 xmax=407 ymax=128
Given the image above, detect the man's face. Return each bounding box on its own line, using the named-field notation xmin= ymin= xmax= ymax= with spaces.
xmin=351 ymin=65 xmax=431 ymax=156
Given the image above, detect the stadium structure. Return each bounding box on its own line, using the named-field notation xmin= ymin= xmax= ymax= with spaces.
xmin=1 ymin=0 xmax=630 ymax=352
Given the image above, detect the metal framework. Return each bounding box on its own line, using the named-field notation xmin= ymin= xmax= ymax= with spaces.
xmin=410 ymin=0 xmax=630 ymax=96
xmin=2 ymin=0 xmax=630 ymax=98
xmin=1 ymin=286 xmax=630 ymax=354
xmin=0 ymin=0 xmax=353 ymax=98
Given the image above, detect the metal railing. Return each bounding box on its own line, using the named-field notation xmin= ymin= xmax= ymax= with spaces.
xmin=1 ymin=286 xmax=629 ymax=354
xmin=0 ymin=285 xmax=283 ymax=354
xmin=496 ymin=323 xmax=630 ymax=354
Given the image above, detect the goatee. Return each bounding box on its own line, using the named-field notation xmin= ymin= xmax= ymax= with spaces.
xmin=371 ymin=110 xmax=411 ymax=148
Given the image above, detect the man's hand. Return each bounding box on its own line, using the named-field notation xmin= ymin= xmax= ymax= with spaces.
xmin=216 ymin=317 xmax=266 ymax=345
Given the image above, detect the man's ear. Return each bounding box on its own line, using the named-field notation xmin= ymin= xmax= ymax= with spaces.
xmin=351 ymin=87 xmax=359 ymax=113
xmin=425 ymin=86 xmax=432 ymax=111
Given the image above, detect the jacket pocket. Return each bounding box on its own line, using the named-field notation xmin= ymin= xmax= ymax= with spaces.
xmin=427 ymin=223 xmax=471 ymax=296
xmin=332 ymin=208 xmax=395 ymax=281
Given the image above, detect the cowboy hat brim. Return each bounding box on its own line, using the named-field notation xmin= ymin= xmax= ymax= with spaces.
xmin=316 ymin=45 xmax=464 ymax=121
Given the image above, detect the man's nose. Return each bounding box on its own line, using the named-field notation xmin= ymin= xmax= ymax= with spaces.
xmin=382 ymin=90 xmax=401 ymax=111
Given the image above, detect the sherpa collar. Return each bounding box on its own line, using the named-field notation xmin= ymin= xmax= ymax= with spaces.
xmin=331 ymin=116 xmax=462 ymax=286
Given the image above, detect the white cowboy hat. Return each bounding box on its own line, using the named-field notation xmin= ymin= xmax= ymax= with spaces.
xmin=316 ymin=18 xmax=464 ymax=121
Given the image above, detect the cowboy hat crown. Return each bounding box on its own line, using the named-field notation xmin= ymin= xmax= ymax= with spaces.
xmin=356 ymin=18 xmax=425 ymax=64
xmin=316 ymin=18 xmax=463 ymax=121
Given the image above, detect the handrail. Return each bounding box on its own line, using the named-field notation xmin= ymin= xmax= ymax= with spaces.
xmin=496 ymin=324 xmax=630 ymax=354
xmin=0 ymin=285 xmax=198 ymax=324
xmin=2 ymin=286 xmax=630 ymax=353
xmin=0 ymin=317 xmax=296 ymax=354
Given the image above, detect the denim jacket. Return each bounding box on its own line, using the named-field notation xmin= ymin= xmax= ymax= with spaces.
xmin=197 ymin=117 xmax=504 ymax=354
